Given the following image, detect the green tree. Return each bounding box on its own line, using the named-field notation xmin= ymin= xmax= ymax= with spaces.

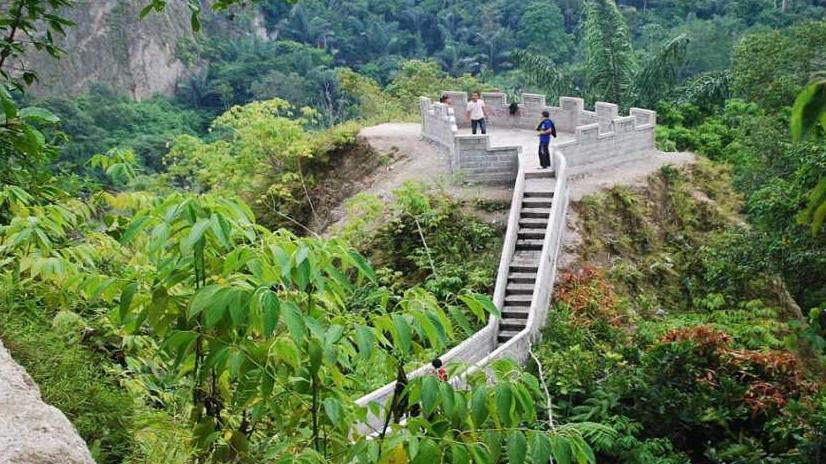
xmin=583 ymin=0 xmax=637 ymax=105
xmin=513 ymin=0 xmax=689 ymax=107
xmin=732 ymin=22 xmax=826 ymax=110
xmin=517 ymin=1 xmax=573 ymax=64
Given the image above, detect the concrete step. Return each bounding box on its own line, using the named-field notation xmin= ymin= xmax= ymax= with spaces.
xmin=508 ymin=272 xmax=537 ymax=283
xmin=500 ymin=319 xmax=528 ymax=330
xmin=506 ymin=283 xmax=534 ymax=295
xmin=520 ymin=208 xmax=551 ymax=218
xmin=498 ymin=330 xmax=521 ymax=343
xmin=509 ymin=263 xmax=538 ymax=273
xmin=504 ymin=294 xmax=532 ymax=306
xmin=523 ymin=190 xmax=554 ymax=198
xmin=525 ymin=170 xmax=555 ymax=179
xmin=518 ymin=218 xmax=548 ymax=229
xmin=518 ymin=230 xmax=545 ymax=240
xmin=522 ymin=198 xmax=553 ymax=208
xmin=502 ymin=307 xmax=530 ymax=319
xmin=516 ymin=239 xmax=544 ymax=251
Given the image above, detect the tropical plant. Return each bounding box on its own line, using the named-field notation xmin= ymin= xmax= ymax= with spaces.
xmin=792 ymin=71 xmax=826 ymax=234
xmin=512 ymin=0 xmax=690 ymax=108
xmin=582 ymin=0 xmax=637 ymax=106
xmin=676 ymin=70 xmax=732 ymax=109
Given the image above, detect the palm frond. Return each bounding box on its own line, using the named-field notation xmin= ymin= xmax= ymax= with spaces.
xmin=584 ymin=0 xmax=637 ymax=105
xmin=675 ymin=70 xmax=732 ymax=108
xmin=511 ymin=49 xmax=568 ymax=99
xmin=632 ymin=33 xmax=690 ymax=107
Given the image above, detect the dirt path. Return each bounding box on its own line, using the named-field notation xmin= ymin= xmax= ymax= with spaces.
xmin=323 ymin=123 xmax=514 ymax=234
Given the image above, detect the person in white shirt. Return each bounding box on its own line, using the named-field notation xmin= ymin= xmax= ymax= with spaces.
xmin=465 ymin=91 xmax=489 ymax=135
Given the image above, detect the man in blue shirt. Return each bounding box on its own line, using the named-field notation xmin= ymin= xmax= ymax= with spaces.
xmin=536 ymin=110 xmax=556 ymax=169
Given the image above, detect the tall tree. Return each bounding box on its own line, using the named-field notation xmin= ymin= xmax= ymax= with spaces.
xmin=583 ymin=0 xmax=636 ymax=105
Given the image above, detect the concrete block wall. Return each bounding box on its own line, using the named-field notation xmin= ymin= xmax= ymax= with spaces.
xmin=420 ymin=96 xmax=458 ymax=150
xmin=454 ymin=135 xmax=519 ymax=184
xmin=424 ymin=91 xmax=657 ymax=181
xmin=421 ymin=94 xmax=520 ymax=184
xmin=436 ymin=91 xmax=656 ymax=173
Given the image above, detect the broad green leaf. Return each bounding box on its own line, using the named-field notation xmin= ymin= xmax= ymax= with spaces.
xmin=261 ymin=291 xmax=281 ymax=337
xmin=18 ymin=106 xmax=60 ymax=124
xmin=272 ymin=338 xmax=300 ymax=368
xmin=210 ymin=213 xmax=232 ymax=249
xmin=0 ymin=85 xmax=17 ymax=119
xmin=495 ymin=383 xmax=513 ymax=426
xmin=410 ymin=439 xmax=437 ymax=464
xmin=308 ymin=338 xmax=323 ymax=376
xmin=227 ymin=348 xmax=245 ymax=376
xmin=282 ymin=302 xmax=306 ymax=343
xmin=530 ymin=432 xmax=552 ymax=464
xmin=448 ymin=306 xmax=475 ymax=337
xmin=183 ymin=218 xmax=211 ymax=253
xmin=569 ymin=437 xmax=596 ymax=464
xmin=475 ymin=293 xmax=502 ymax=319
xmin=450 ymin=444 xmax=469 ymax=464
xmin=459 ymin=294 xmax=486 ymax=321
xmin=323 ymin=397 xmax=342 ymax=425
xmin=118 ymin=282 xmax=138 ymax=320
xmin=471 ymin=387 xmax=488 ymax=428
xmin=791 ymin=78 xmax=826 ymax=142
xmin=348 ymin=249 xmax=376 ymax=282
xmin=188 ymin=285 xmax=223 ymax=319
xmin=121 ymin=213 xmax=151 ymax=244
xmin=507 ymin=431 xmax=527 ymax=464
xmin=162 ymin=330 xmax=197 ymax=363
xmin=549 ymin=436 xmax=573 ymax=464
xmin=439 ymin=382 xmax=455 ymax=418
xmin=469 ymin=444 xmax=492 ymax=464
xmin=392 ymin=314 xmax=412 ymax=355
xmin=420 ymin=375 xmax=439 ymax=416
xmin=205 ymin=298 xmax=228 ymax=329
xmin=354 ymin=325 xmax=374 ymax=361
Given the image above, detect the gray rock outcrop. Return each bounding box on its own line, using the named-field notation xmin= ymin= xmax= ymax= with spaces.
xmin=0 ymin=339 xmax=94 ymax=464
xmin=28 ymin=0 xmax=192 ymax=100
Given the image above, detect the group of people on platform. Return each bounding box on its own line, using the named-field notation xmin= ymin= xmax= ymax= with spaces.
xmin=438 ymin=91 xmax=557 ymax=169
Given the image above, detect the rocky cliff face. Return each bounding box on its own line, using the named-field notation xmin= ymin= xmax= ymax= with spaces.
xmin=0 ymin=339 xmax=94 ymax=464
xmin=29 ymin=0 xmax=192 ymax=100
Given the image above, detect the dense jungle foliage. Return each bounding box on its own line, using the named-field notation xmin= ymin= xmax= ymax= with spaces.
xmin=2 ymin=0 xmax=826 ymax=462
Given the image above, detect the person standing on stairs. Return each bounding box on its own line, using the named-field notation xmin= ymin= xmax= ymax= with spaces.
xmin=536 ymin=110 xmax=556 ymax=169
xmin=465 ymin=91 xmax=489 ymax=135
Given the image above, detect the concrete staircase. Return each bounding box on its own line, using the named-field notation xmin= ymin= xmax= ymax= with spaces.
xmin=498 ymin=169 xmax=556 ymax=345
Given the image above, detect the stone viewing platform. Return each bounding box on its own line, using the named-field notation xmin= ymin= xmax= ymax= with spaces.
xmin=420 ymin=91 xmax=657 ymax=182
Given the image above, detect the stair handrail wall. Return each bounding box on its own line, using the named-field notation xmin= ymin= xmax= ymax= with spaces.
xmin=353 ymin=165 xmax=526 ymax=434
xmin=457 ymin=147 xmax=569 ymax=368
xmin=527 ymin=147 xmax=569 ymax=342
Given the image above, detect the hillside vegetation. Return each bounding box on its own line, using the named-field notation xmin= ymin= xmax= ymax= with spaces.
xmin=1 ymin=0 xmax=826 ymax=463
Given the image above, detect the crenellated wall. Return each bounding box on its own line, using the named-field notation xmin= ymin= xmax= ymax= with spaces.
xmin=557 ymin=102 xmax=656 ymax=173
xmin=420 ymin=96 xmax=520 ymax=184
xmin=422 ymin=92 xmax=657 ymax=182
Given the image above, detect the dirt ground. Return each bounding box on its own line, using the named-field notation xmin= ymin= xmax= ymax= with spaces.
xmin=325 ymin=122 xmax=696 ymax=236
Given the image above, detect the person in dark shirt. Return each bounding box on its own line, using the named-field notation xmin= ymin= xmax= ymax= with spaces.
xmin=536 ymin=110 xmax=556 ymax=169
